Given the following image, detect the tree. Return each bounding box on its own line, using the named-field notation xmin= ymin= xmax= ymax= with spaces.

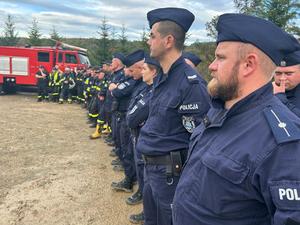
xmin=233 ymin=0 xmax=263 ymax=14
xmin=28 ymin=18 xmax=42 ymax=46
xmin=2 ymin=14 xmax=19 ymax=46
xmin=206 ymin=0 xmax=300 ymax=38
xmin=118 ymin=24 xmax=128 ymax=54
xmin=97 ymin=16 xmax=110 ymax=63
xmin=50 ymin=26 xmax=62 ymax=41
xmin=109 ymin=26 xmax=118 ymax=53
xmin=205 ymin=15 xmax=219 ymax=40
xmin=258 ymin=0 xmax=300 ymax=35
xmin=140 ymin=26 xmax=149 ymax=51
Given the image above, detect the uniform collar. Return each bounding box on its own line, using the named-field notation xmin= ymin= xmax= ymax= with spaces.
xmin=155 ymin=56 xmax=185 ymax=87
xmin=208 ymin=83 xmax=274 ymax=127
xmin=286 ymin=84 xmax=300 ymax=98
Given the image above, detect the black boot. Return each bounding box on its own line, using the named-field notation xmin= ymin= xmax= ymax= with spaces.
xmin=129 ymin=211 xmax=144 ymax=224
xmin=111 ymin=177 xmax=133 ymax=192
xmin=126 ymin=188 xmax=143 ymax=205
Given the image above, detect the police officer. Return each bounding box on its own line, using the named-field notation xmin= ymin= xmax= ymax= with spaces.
xmin=126 ymin=54 xmax=161 ymax=224
xmin=35 ymin=65 xmax=49 ymax=102
xmin=172 ymin=13 xmax=300 ymax=225
xmin=111 ymin=50 xmax=145 ymax=192
xmin=107 ymin=53 xmax=126 ymax=158
xmin=273 ymin=50 xmax=300 ymax=117
xmin=182 ymin=51 xmax=202 ymax=69
xmin=136 ymin=8 xmax=211 ymax=225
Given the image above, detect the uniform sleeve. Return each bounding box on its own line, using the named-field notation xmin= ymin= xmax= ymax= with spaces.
xmin=127 ymin=98 xmax=149 ymax=129
xmin=179 ymin=77 xmax=211 ymax=133
xmin=276 ymin=93 xmax=300 ymax=118
xmin=252 ymin=143 xmax=300 ymax=224
xmin=112 ymin=79 xmax=137 ymax=98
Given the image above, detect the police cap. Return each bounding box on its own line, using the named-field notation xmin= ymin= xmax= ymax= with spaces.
xmin=144 ymin=53 xmax=160 ymax=68
xmin=280 ymin=48 xmax=300 ymax=67
xmin=124 ymin=50 xmax=145 ymax=67
xmin=216 ymin=13 xmax=300 ymax=65
xmin=182 ymin=52 xmax=202 ymax=67
xmin=147 ymin=7 xmax=195 ymax=32
xmin=112 ymin=52 xmax=126 ymax=64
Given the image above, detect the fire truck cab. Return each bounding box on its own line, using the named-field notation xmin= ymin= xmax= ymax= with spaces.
xmin=0 ymin=41 xmax=90 ymax=94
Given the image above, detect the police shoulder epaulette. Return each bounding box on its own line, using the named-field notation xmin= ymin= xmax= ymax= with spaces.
xmin=263 ymin=106 xmax=300 ymax=144
xmin=184 ymin=67 xmax=199 ymax=84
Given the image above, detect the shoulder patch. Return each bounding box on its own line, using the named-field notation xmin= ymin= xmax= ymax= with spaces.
xmin=263 ymin=107 xmax=300 ymax=144
xmin=184 ymin=68 xmax=199 ymax=84
xmin=118 ymin=83 xmax=126 ymax=90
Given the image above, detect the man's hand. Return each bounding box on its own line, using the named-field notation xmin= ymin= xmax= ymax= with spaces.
xmin=109 ymin=83 xmax=118 ymax=91
xmin=272 ymin=79 xmax=286 ymax=94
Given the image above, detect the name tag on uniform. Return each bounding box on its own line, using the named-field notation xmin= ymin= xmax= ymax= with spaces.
xmin=270 ymin=181 xmax=300 ymax=210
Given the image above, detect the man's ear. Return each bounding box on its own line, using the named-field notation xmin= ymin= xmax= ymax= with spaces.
xmin=242 ymin=53 xmax=258 ymax=77
xmin=165 ymin=34 xmax=175 ymax=49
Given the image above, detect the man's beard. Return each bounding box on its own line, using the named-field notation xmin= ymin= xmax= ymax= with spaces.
xmin=207 ymin=62 xmax=240 ymax=102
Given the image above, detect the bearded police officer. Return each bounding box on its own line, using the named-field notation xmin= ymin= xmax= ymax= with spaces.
xmin=136 ymin=7 xmax=211 ymax=225
xmin=172 ymin=13 xmax=300 ymax=225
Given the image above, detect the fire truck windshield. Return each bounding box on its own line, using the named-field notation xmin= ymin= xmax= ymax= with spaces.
xmin=78 ymin=53 xmax=90 ymax=66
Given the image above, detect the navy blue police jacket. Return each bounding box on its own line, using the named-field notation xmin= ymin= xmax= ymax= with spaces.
xmin=172 ymin=83 xmax=300 ymax=225
xmin=276 ymin=84 xmax=300 ymax=117
xmin=136 ymin=56 xmax=211 ymax=156
xmin=106 ymin=69 xmax=124 ymax=111
xmin=111 ymin=76 xmax=140 ymax=112
xmin=127 ymin=83 xmax=152 ymax=133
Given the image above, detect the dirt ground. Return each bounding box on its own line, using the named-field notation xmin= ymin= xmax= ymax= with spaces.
xmin=0 ymin=93 xmax=142 ymax=225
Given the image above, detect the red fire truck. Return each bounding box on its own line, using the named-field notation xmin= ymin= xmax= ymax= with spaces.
xmin=0 ymin=41 xmax=90 ymax=93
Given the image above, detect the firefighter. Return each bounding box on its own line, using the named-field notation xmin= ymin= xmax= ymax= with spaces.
xmin=75 ymin=67 xmax=85 ymax=104
xmin=49 ymin=65 xmax=62 ymax=102
xmin=82 ymin=68 xmax=92 ymax=108
xmin=90 ymin=70 xmax=109 ymax=139
xmin=35 ymin=65 xmax=49 ymax=102
xmin=87 ymin=67 xmax=104 ymax=128
xmin=58 ymin=67 xmax=75 ymax=104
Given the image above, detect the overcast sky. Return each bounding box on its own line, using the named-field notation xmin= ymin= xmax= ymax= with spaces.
xmin=0 ymin=0 xmax=291 ymax=44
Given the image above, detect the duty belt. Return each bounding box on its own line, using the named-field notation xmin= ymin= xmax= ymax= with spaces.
xmin=143 ymin=151 xmax=186 ymax=180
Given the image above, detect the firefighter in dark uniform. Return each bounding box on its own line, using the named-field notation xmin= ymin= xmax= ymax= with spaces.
xmin=58 ymin=67 xmax=75 ymax=104
xmin=35 ymin=65 xmax=49 ymax=102
xmin=126 ymin=54 xmax=161 ymax=225
xmin=75 ymin=67 xmax=85 ymax=104
xmin=89 ymin=69 xmax=109 ymax=135
xmin=82 ymin=68 xmax=92 ymax=108
xmin=172 ymin=14 xmax=300 ymax=225
xmin=87 ymin=67 xmax=103 ymax=128
xmin=136 ymin=8 xmax=211 ymax=224
xmin=48 ymin=65 xmax=62 ymax=102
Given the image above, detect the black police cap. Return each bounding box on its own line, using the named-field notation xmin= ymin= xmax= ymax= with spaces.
xmin=216 ymin=13 xmax=300 ymax=65
xmin=182 ymin=52 xmax=202 ymax=67
xmin=147 ymin=7 xmax=195 ymax=32
xmin=124 ymin=50 xmax=145 ymax=67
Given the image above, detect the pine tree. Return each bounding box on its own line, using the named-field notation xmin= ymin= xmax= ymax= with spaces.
xmin=97 ymin=17 xmax=110 ymax=63
xmin=50 ymin=26 xmax=62 ymax=41
xmin=140 ymin=26 xmax=149 ymax=52
xmin=119 ymin=24 xmax=128 ymax=54
xmin=2 ymin=14 xmax=19 ymax=46
xmin=28 ymin=18 xmax=42 ymax=46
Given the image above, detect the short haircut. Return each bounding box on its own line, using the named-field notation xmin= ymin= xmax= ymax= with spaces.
xmin=157 ymin=21 xmax=186 ymax=50
xmin=237 ymin=43 xmax=276 ymax=80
